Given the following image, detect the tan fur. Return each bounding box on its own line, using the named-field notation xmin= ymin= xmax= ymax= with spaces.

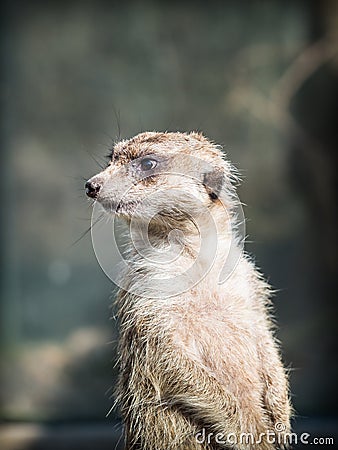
xmin=87 ymin=132 xmax=291 ymax=449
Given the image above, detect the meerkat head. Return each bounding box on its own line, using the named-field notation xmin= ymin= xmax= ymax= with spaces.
xmin=85 ymin=131 xmax=237 ymax=228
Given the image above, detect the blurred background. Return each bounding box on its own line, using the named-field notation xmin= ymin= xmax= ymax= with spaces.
xmin=0 ymin=0 xmax=337 ymax=449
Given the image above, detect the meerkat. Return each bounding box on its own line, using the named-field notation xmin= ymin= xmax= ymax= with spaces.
xmin=85 ymin=131 xmax=291 ymax=450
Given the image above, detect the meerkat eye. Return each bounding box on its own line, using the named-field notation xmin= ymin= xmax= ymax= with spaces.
xmin=140 ymin=158 xmax=157 ymax=171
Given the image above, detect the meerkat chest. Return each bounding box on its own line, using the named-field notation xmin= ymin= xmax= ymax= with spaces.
xmin=166 ymin=286 xmax=262 ymax=386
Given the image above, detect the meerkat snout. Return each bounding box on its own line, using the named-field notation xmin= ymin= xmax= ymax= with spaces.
xmin=85 ymin=179 xmax=102 ymax=199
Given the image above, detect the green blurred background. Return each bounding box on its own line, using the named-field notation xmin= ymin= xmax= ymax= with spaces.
xmin=1 ymin=0 xmax=337 ymax=448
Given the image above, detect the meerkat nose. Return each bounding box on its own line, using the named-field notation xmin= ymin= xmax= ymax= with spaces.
xmin=85 ymin=179 xmax=102 ymax=199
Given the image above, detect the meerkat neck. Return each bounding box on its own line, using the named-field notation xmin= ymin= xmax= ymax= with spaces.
xmin=122 ymin=204 xmax=235 ymax=299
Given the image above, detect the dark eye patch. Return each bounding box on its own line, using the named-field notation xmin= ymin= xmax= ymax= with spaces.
xmin=140 ymin=158 xmax=157 ymax=171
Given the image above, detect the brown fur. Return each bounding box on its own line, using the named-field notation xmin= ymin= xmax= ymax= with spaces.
xmin=87 ymin=132 xmax=291 ymax=449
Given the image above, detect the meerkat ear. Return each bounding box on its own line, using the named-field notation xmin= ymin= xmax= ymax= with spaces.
xmin=203 ymin=168 xmax=224 ymax=200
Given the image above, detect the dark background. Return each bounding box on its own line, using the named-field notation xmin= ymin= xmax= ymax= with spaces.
xmin=0 ymin=0 xmax=337 ymax=448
